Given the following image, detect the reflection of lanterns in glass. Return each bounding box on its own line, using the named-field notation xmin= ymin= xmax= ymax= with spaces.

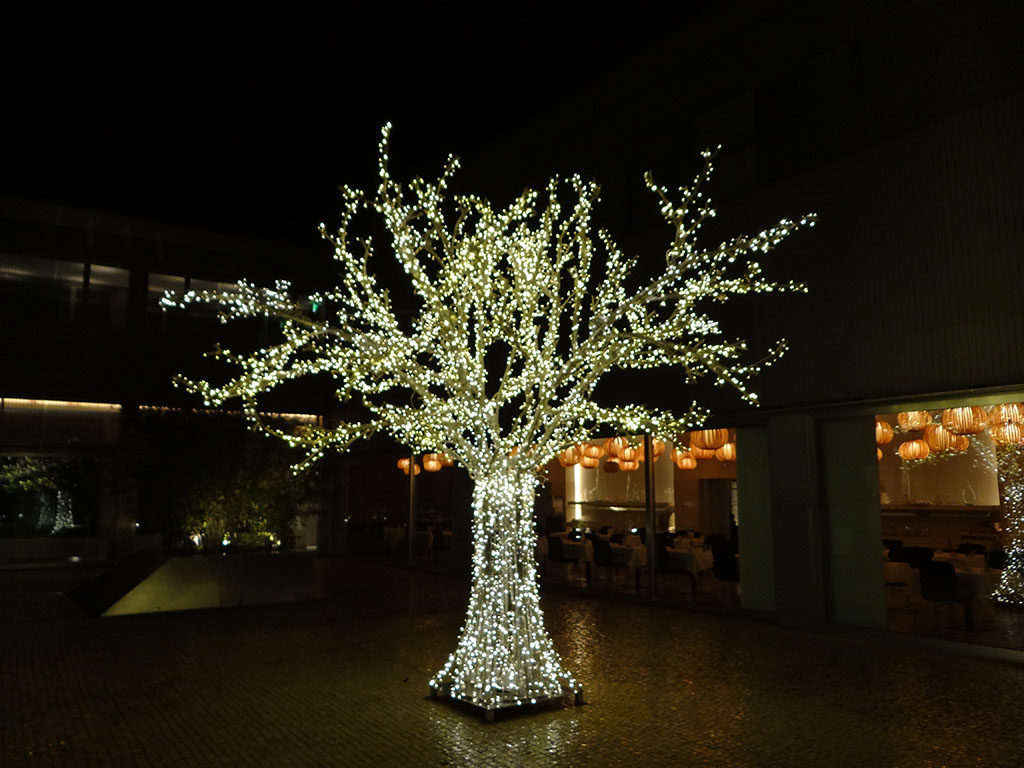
xmin=991 ymin=423 xmax=1024 ymax=446
xmin=897 ymin=411 xmax=931 ymax=431
xmin=422 ymin=453 xmax=443 ymax=472
xmin=923 ymin=423 xmax=956 ymax=453
xmin=989 ymin=403 xmax=1024 ymax=426
xmin=875 ymin=418 xmax=894 ymax=445
xmin=941 ymin=406 xmax=988 ymax=435
xmin=715 ymin=442 xmax=737 ymax=462
xmin=690 ymin=428 xmax=730 ymax=450
xmin=898 ymin=439 xmax=930 ymax=461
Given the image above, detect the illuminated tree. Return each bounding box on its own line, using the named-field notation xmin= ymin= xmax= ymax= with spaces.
xmin=993 ymin=444 xmax=1024 ymax=605
xmin=164 ymin=125 xmax=813 ymax=713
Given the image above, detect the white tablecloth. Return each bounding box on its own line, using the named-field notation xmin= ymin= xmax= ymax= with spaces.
xmin=609 ymin=543 xmax=646 ymax=570
xmin=664 ymin=548 xmax=714 ymax=579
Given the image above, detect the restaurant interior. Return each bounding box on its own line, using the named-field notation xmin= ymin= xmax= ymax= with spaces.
xmin=877 ymin=401 xmax=1024 ymax=651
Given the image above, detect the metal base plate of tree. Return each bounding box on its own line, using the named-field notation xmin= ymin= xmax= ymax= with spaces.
xmin=163 ymin=124 xmax=813 ymax=716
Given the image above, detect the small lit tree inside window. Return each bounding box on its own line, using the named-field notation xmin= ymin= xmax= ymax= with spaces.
xmin=164 ymin=125 xmax=813 ymax=713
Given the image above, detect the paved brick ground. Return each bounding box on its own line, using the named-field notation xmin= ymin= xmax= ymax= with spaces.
xmin=3 ymin=559 xmax=1024 ymax=767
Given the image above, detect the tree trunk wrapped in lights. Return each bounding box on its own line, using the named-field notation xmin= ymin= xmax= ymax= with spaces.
xmin=993 ymin=444 xmax=1024 ymax=605
xmin=163 ymin=124 xmax=813 ymax=713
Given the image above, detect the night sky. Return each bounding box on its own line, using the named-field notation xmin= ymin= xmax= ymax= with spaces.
xmin=3 ymin=5 xmax=659 ymax=251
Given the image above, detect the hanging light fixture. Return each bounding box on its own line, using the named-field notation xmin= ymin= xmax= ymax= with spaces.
xmin=619 ymin=459 xmax=640 ymax=472
xmin=897 ymin=411 xmax=932 ymax=431
xmin=898 ymin=439 xmax=930 ymax=461
xmin=941 ymin=405 xmax=988 ymax=435
xmin=991 ymin=423 xmax=1024 ymax=446
xmin=875 ymin=418 xmax=894 ymax=446
xmin=422 ymin=453 xmax=443 ymax=472
xmin=557 ymin=446 xmax=580 ymax=467
xmin=675 ymin=452 xmax=697 ymax=470
xmin=686 ymin=434 xmax=717 ymax=459
xmin=949 ymin=434 xmax=970 ymax=453
xmin=397 ymin=457 xmax=411 ymax=472
xmin=990 ymin=403 xmax=1024 ymax=426
xmin=923 ymin=423 xmax=956 ymax=453
xmin=715 ymin=442 xmax=737 ymax=462
xmin=690 ymin=428 xmax=730 ymax=451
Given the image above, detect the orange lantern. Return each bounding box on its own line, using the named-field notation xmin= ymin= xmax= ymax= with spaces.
xmin=897 ymin=411 xmax=931 ymax=431
xmin=422 ymin=453 xmax=443 ymax=472
xmin=989 ymin=403 xmax=1024 ymax=426
xmin=397 ymin=457 xmax=411 ymax=472
xmin=875 ymin=418 xmax=894 ymax=446
xmin=582 ymin=443 xmax=603 ymax=460
xmin=557 ymin=446 xmax=579 ymax=467
xmin=619 ymin=459 xmax=640 ymax=472
xmin=991 ymin=423 xmax=1024 ymax=446
xmin=690 ymin=428 xmax=730 ymax=451
xmin=876 ymin=447 xmax=883 ymax=462
xmin=923 ymin=423 xmax=956 ymax=453
xmin=580 ymin=455 xmax=600 ymax=469
xmin=949 ymin=434 xmax=970 ymax=453
xmin=941 ymin=406 xmax=988 ymax=435
xmin=605 ymin=436 xmax=629 ymax=457
xmin=898 ymin=439 xmax=930 ymax=461
xmin=619 ymin=446 xmax=639 ymax=462
xmin=675 ymin=452 xmax=697 ymax=470
xmin=687 ymin=434 xmax=717 ymax=459
xmin=715 ymin=442 xmax=737 ymax=462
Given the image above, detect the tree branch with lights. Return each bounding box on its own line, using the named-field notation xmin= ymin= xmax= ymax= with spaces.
xmin=164 ymin=124 xmax=813 ymax=712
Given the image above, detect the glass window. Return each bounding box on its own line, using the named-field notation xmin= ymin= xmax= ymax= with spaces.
xmin=86 ymin=264 xmax=130 ymax=327
xmin=0 ymin=253 xmax=84 ymax=325
xmin=147 ymin=273 xmax=186 ymax=331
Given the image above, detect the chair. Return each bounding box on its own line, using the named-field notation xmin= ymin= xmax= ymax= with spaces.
xmin=891 ymin=546 xmax=934 ymax=570
xmin=919 ymin=560 xmax=974 ymax=631
xmin=957 ymin=542 xmax=986 ymax=555
xmin=546 ymin=535 xmax=587 ymax=582
xmin=989 ymin=549 xmax=1007 ymax=569
xmin=590 ymin=537 xmax=628 ymax=588
xmin=710 ymin=537 xmax=739 ymax=582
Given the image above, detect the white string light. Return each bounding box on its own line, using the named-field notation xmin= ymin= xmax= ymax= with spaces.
xmin=164 ymin=124 xmax=812 ymax=711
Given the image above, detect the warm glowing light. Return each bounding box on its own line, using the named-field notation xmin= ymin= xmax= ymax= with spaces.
xmin=423 ymin=453 xmax=443 ymax=472
xmin=690 ymin=428 xmax=729 ymax=451
xmin=715 ymin=442 xmax=737 ymax=462
xmin=990 ymin=403 xmax=1024 ymax=426
xmin=941 ymin=405 xmax=988 ymax=435
xmin=991 ymin=423 xmax=1024 ymax=446
xmin=875 ymin=418 xmax=893 ymax=446
xmin=898 ymin=439 xmax=930 ymax=461
xmin=923 ymin=423 xmax=957 ymax=452
xmin=165 ymin=124 xmax=812 ymax=712
xmin=897 ymin=411 xmax=931 ymax=431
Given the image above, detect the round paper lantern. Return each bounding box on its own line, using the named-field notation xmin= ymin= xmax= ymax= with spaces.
xmin=557 ymin=446 xmax=579 ymax=467
xmin=989 ymin=403 xmax=1024 ymax=426
xmin=580 ymin=455 xmax=600 ymax=469
xmin=876 ymin=447 xmax=883 ymax=462
xmin=941 ymin=406 xmax=988 ymax=435
xmin=715 ymin=442 xmax=737 ymax=462
xmin=687 ymin=434 xmax=717 ymax=459
xmin=991 ymin=423 xmax=1024 ymax=446
xmin=619 ymin=446 xmax=639 ymax=462
xmin=605 ymin=436 xmax=629 ymax=457
xmin=898 ymin=439 xmax=930 ymax=461
xmin=582 ymin=443 xmax=603 ymax=460
xmin=949 ymin=434 xmax=970 ymax=453
xmin=422 ymin=453 xmax=443 ymax=472
xmin=875 ymin=418 xmax=894 ymax=446
xmin=675 ymin=452 xmax=697 ymax=470
xmin=690 ymin=428 xmax=730 ymax=451
xmin=397 ymin=457 xmax=411 ymax=472
xmin=897 ymin=411 xmax=932 ymax=431
xmin=619 ymin=459 xmax=640 ymax=472
xmin=923 ymin=423 xmax=956 ymax=453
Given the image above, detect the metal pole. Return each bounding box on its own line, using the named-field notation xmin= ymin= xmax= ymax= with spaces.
xmin=644 ymin=433 xmax=658 ymax=599
xmin=408 ymin=452 xmax=417 ymax=565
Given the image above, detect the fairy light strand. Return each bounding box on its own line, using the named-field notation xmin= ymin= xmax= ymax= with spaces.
xmin=164 ymin=124 xmax=813 ymax=710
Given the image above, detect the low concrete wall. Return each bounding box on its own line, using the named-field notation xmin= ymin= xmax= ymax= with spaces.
xmin=103 ymin=551 xmax=323 ymax=616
